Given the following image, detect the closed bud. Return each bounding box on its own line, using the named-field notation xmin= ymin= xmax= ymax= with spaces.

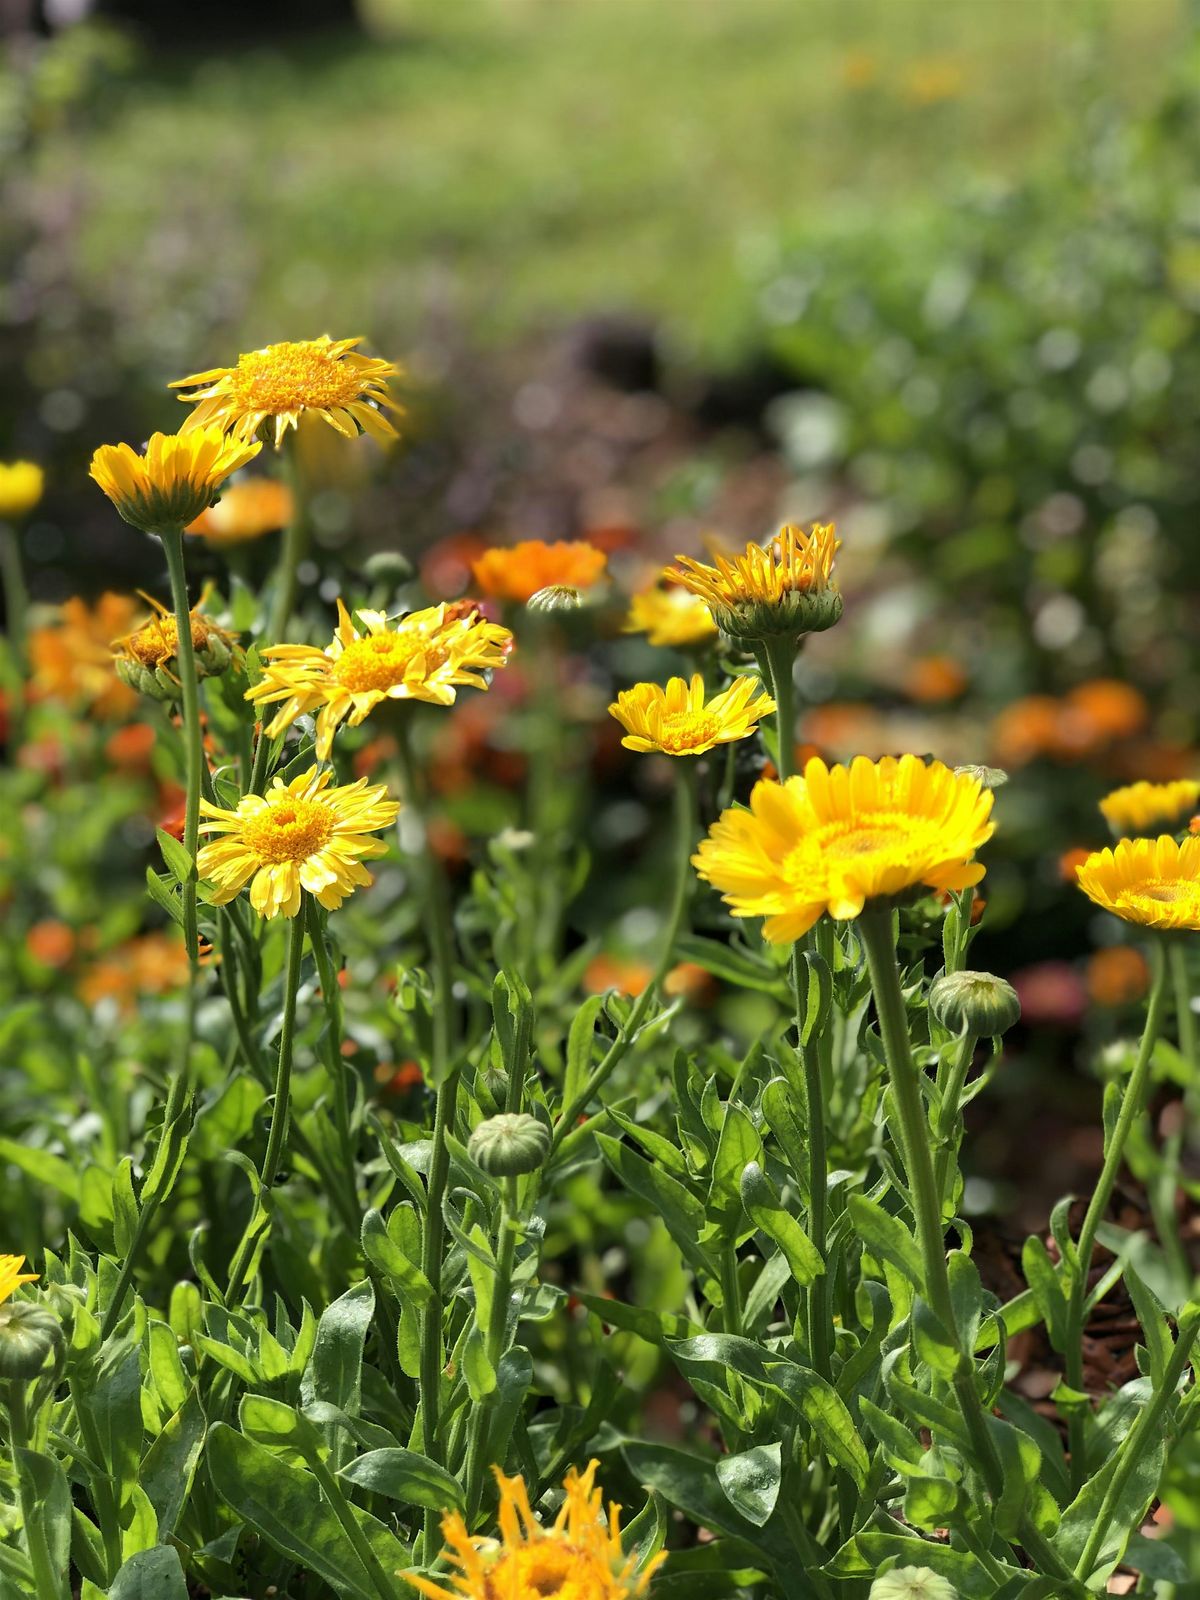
xmin=527 ymin=584 xmax=582 ymax=613
xmin=362 ymin=550 xmax=415 ymax=585
xmin=0 ymin=1302 xmax=62 ymax=1380
xmin=870 ymin=1570 xmax=957 ymax=1600
xmin=468 ymin=1112 xmax=550 ymax=1177
xmin=929 ymin=970 xmax=1021 ymax=1037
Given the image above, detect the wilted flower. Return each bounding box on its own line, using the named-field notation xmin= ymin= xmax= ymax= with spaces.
xmin=609 ymin=673 xmax=774 ymax=757
xmin=90 ymin=429 xmax=261 ymax=534
xmin=1099 ymin=779 xmax=1200 ymax=839
xmin=667 ymin=523 xmax=841 ymax=642
xmin=1076 ymin=835 xmax=1200 ymax=931
xmin=112 ymin=593 xmax=237 ymax=702
xmin=472 ymin=539 xmax=607 ymax=604
xmin=0 ymin=461 xmax=44 ymax=521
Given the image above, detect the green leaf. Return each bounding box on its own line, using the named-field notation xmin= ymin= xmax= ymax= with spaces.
xmin=831 ymin=1532 xmax=1003 ymax=1597
xmin=564 ymin=995 xmax=606 ymax=1104
xmin=911 ymin=1297 xmax=961 ymax=1380
xmin=462 ymin=1324 xmax=496 ymax=1401
xmin=904 ymin=1474 xmax=961 ymax=1529
xmin=573 ymin=1291 xmax=700 ymax=1345
xmin=1054 ymin=1429 xmax=1168 ymax=1579
xmin=859 ymin=1396 xmax=924 ymax=1471
xmin=240 ymin=1394 xmax=318 ymax=1451
xmin=596 ymin=1134 xmax=712 ymax=1287
xmin=339 ymin=1448 xmax=465 ymax=1513
xmin=673 ymin=934 xmax=786 ymax=994
xmin=0 ymin=1137 xmax=80 ymax=1203
xmin=108 ymin=1546 xmax=188 ymax=1600
xmin=111 ymin=1157 xmax=139 ymax=1257
xmin=360 ymin=1210 xmax=432 ymax=1306
xmin=740 ymin=1162 xmax=823 ymax=1286
xmin=157 ymin=828 xmax=195 ymax=884
xmin=709 ymin=1105 xmax=763 ymax=1228
xmin=847 ymin=1195 xmax=924 ymax=1287
xmin=140 ymin=1389 xmax=205 ymax=1541
xmin=1021 ymin=1235 xmax=1068 ymax=1349
xmin=145 ymin=867 xmax=184 ymax=927
xmin=1124 ymin=1264 xmax=1171 ymax=1386
xmin=622 ymin=1442 xmax=795 ymax=1572
xmin=301 ymin=1281 xmax=374 ymax=1466
xmin=715 ymin=1443 xmax=781 ymax=1528
xmin=14 ymin=1450 xmax=71 ymax=1588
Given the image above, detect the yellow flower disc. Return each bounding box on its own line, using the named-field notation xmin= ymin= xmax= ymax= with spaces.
xmin=1076 ymin=834 xmax=1200 ymax=931
xmin=609 ymin=672 xmax=774 ymax=757
xmin=1098 ymin=778 xmax=1200 ymax=839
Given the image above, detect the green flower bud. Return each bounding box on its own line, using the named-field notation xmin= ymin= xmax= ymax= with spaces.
xmin=928 ymin=970 xmax=1021 ymax=1037
xmin=113 ymin=606 xmax=238 ymax=704
xmin=715 ymin=586 xmax=842 ymax=643
xmin=870 ymin=1569 xmax=957 ymax=1600
xmin=527 ymin=584 xmax=583 ymax=613
xmin=362 ymin=549 xmax=416 ymax=585
xmin=0 ymin=1302 xmax=62 ymax=1380
xmin=468 ymin=1112 xmax=550 ymax=1177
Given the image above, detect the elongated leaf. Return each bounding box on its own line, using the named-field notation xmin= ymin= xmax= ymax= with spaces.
xmin=340 ymin=1448 xmax=464 ymax=1513
xmin=596 ymin=1135 xmax=712 ymax=1287
xmin=301 ymin=1280 xmax=375 ymax=1422
xmin=109 ymin=1546 xmax=188 ymax=1600
xmin=740 ymin=1162 xmax=823 ymax=1287
xmin=140 ymin=1389 xmax=205 ymax=1541
xmin=573 ymin=1291 xmax=700 ymax=1345
xmin=847 ymin=1196 xmax=923 ymax=1287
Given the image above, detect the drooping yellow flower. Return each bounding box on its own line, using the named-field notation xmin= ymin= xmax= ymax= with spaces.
xmin=624 ymin=584 xmax=717 ymax=648
xmin=408 ymin=1461 xmax=664 ymax=1600
xmin=0 ymin=1257 xmax=38 ymax=1304
xmin=472 ymin=539 xmax=607 ymax=604
xmin=186 ymin=475 xmax=293 ymax=544
xmin=694 ymin=754 xmax=994 ymax=943
xmin=170 ymin=336 xmax=401 ymax=447
xmin=247 ymin=600 xmax=512 ymax=761
xmin=1099 ymin=779 xmax=1200 ymax=839
xmin=668 ymin=523 xmax=842 ymax=642
xmin=609 ymin=673 xmax=774 ymax=757
xmin=90 ymin=429 xmax=261 ymax=534
xmin=112 ymin=591 xmax=238 ymax=701
xmin=0 ymin=461 xmax=44 ymax=521
xmin=28 ymin=593 xmax=139 ymax=718
xmin=1076 ymin=835 xmax=1200 ymax=932
xmin=198 ymin=767 xmax=399 ymax=920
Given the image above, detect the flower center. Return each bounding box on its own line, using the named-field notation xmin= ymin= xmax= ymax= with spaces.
xmin=656 ymin=710 xmax=720 ymax=752
xmin=818 ymin=814 xmax=929 ymax=861
xmin=1135 ymin=880 xmax=1188 ymax=903
xmin=495 ymin=1544 xmax=582 ymax=1598
xmin=241 ymin=796 xmax=334 ymax=864
xmin=230 ymin=341 xmax=366 ymax=414
xmin=125 ymin=615 xmax=209 ymax=667
xmin=333 ymin=632 xmax=447 ymax=694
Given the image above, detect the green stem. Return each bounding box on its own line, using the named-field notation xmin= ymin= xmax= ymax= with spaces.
xmin=306 ymin=1447 xmax=399 ymax=1600
xmin=305 ymin=897 xmax=360 ymax=1217
xmin=548 ymin=759 xmax=696 ymax=1156
xmin=248 ymin=722 xmax=274 ymax=795
xmin=1157 ymin=940 xmax=1195 ymax=1288
xmin=762 ymin=633 xmax=797 ymax=781
xmin=792 ymin=942 xmax=831 ymax=1378
xmin=1065 ymin=937 xmax=1169 ymax=1486
xmin=0 ymin=520 xmax=29 ymax=748
xmin=224 ymin=905 xmax=306 ymax=1305
xmin=267 ymin=442 xmax=307 ymax=643
xmin=6 ymin=1382 xmax=68 ymax=1600
xmin=463 ymin=1176 xmax=520 ymax=1519
xmin=932 ymin=1029 xmax=979 ymax=1216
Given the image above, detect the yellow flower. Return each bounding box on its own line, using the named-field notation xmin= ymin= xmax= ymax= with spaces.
xmin=28 ymin=593 xmax=139 ymax=719
xmin=198 ymin=767 xmax=399 ymax=920
xmin=1099 ymin=779 xmax=1200 ymax=839
xmin=694 ymin=754 xmax=994 ymax=943
xmin=170 ymin=336 xmax=401 ymax=447
xmin=247 ymin=599 xmax=512 ymax=761
xmin=0 ymin=461 xmax=44 ymax=520
xmin=472 ymin=539 xmax=607 ymax=604
xmin=668 ymin=523 xmax=842 ymax=641
xmin=1076 ymin=835 xmax=1200 ymax=932
xmin=624 ymin=585 xmax=717 ymax=648
xmin=186 ymin=475 xmax=293 ymax=544
xmin=112 ymin=591 xmax=238 ymax=701
xmin=90 ymin=429 xmax=261 ymax=534
xmin=408 ymin=1461 xmax=663 ymax=1600
xmin=609 ymin=673 xmax=774 ymax=757
xmin=0 ymin=1257 xmax=38 ymax=1305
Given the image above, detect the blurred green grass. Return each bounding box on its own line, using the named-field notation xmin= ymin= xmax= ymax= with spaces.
xmin=48 ymin=0 xmax=1187 ymax=362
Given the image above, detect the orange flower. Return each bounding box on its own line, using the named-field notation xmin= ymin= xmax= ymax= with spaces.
xmin=663 ymin=962 xmax=717 ymax=1005
xmin=990 ymin=695 xmax=1062 ymax=767
xmin=27 ymin=594 xmax=138 ymax=719
xmin=803 ymin=703 xmax=883 ymax=758
xmin=583 ymin=955 xmax=652 ymax=997
xmin=78 ymin=932 xmax=191 ymax=1012
xmin=186 ymin=475 xmax=292 ymax=544
xmin=26 ymin=920 xmax=75 ymax=970
xmin=906 ymin=654 xmax=967 ymax=704
xmin=1061 ymin=680 xmax=1148 ymax=751
xmin=375 ymin=1060 xmax=425 ymax=1094
xmin=104 ymin=722 xmax=157 ymax=771
xmin=1086 ymin=946 xmax=1150 ymax=1007
xmin=1059 ymin=846 xmax=1092 ymax=883
xmin=472 ymin=539 xmax=607 ymax=603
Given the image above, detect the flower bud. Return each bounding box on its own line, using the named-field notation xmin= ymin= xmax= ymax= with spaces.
xmin=113 ymin=605 xmax=238 ymax=704
xmin=0 ymin=1302 xmax=62 ymax=1380
xmin=468 ymin=1112 xmax=551 ymax=1177
xmin=928 ymin=970 xmax=1021 ymax=1037
xmin=362 ymin=550 xmax=415 ymax=585
xmin=870 ymin=1569 xmax=957 ymax=1600
xmin=527 ymin=584 xmax=582 ymax=613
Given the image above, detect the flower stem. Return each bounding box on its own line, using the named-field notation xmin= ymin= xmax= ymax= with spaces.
xmin=932 ymin=1028 xmax=978 ymax=1215
xmin=1155 ymin=940 xmax=1195 ymax=1290
xmin=305 ymin=1445 xmax=400 ymax=1600
xmin=305 ymin=896 xmax=360 ymax=1219
xmin=792 ymin=942 xmax=832 ymax=1378
xmin=1064 ymin=936 xmax=1169 ymax=1487
xmin=761 ymin=633 xmax=797 ymax=781
xmin=463 ymin=1175 xmax=520 ymax=1520
xmin=267 ymin=442 xmax=307 ymax=644
xmin=6 ymin=1381 xmax=68 ymax=1600
xmin=0 ymin=520 xmax=29 ymax=749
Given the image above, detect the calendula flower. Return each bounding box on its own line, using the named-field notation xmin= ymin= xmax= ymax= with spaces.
xmin=409 ymin=1461 xmax=663 ymax=1600
xmin=0 ymin=461 xmax=44 ymax=520
xmin=113 ymin=591 xmax=238 ymax=702
xmin=28 ymin=593 xmax=139 ymax=719
xmin=1076 ymin=835 xmax=1200 ymax=932
xmin=246 ymin=600 xmax=512 ymax=761
xmin=90 ymin=429 xmax=261 ymax=534
xmin=186 ymin=475 xmax=293 ymax=544
xmin=609 ymin=673 xmax=774 ymax=757
xmin=624 ymin=584 xmax=717 ymax=648
xmin=0 ymin=1258 xmax=38 ymax=1304
xmin=1099 ymin=779 xmax=1200 ymax=839
xmin=668 ymin=523 xmax=842 ymax=642
xmin=472 ymin=539 xmax=607 ymax=604
xmin=170 ymin=336 xmax=400 ymax=447
xmin=78 ymin=931 xmax=195 ymax=1011
xmin=1086 ymin=945 xmax=1150 ymax=1006
xmin=197 ymin=767 xmax=399 ymax=920
xmin=694 ymin=754 xmax=994 ymax=943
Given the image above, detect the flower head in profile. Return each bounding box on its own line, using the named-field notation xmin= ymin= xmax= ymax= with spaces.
xmin=112 ymin=591 xmax=238 ymax=702
xmin=609 ymin=673 xmax=774 ymax=757
xmin=247 ymin=600 xmax=512 ymax=761
xmin=1076 ymin=835 xmax=1200 ymax=932
xmin=0 ymin=461 xmax=44 ymax=521
xmin=90 ymin=429 xmax=261 ymax=534
xmin=186 ymin=475 xmax=292 ymax=544
xmin=171 ymin=336 xmax=400 ymax=447
xmin=472 ymin=539 xmax=607 ymax=604
xmin=408 ymin=1460 xmax=663 ymax=1600
xmin=28 ymin=593 xmax=139 ymax=719
xmin=0 ymin=1258 xmax=38 ymax=1305
xmin=695 ymin=754 xmax=994 ymax=943
xmin=1099 ymin=779 xmax=1200 ymax=839
xmin=624 ymin=584 xmax=717 ymax=649
xmin=198 ymin=767 xmax=399 ymax=920
xmin=668 ymin=523 xmax=841 ymax=642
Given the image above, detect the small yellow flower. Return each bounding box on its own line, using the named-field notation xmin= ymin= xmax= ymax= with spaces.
xmin=90 ymin=429 xmax=261 ymax=534
xmin=247 ymin=600 xmax=512 ymax=761
xmin=170 ymin=336 xmax=401 ymax=447
xmin=609 ymin=673 xmax=774 ymax=757
xmin=112 ymin=591 xmax=238 ymax=702
xmin=1099 ymin=779 xmax=1200 ymax=839
xmin=198 ymin=767 xmax=399 ymax=920
xmin=408 ymin=1460 xmax=664 ymax=1600
xmin=28 ymin=593 xmax=139 ymax=718
xmin=0 ymin=461 xmax=44 ymax=521
xmin=694 ymin=754 xmax=994 ymax=943
xmin=1076 ymin=835 xmax=1200 ymax=932
xmin=473 ymin=539 xmax=607 ymax=604
xmin=186 ymin=476 xmax=293 ymax=544
xmin=624 ymin=585 xmax=717 ymax=648
xmin=0 ymin=1257 xmax=38 ymax=1305
xmin=668 ymin=523 xmax=842 ymax=642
